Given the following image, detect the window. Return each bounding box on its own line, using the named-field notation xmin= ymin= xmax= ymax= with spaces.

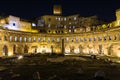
xmin=104 ymin=36 xmax=107 ymax=41
xmin=20 ymin=37 xmax=22 ymax=42
xmin=80 ymin=38 xmax=83 ymax=42
xmin=48 ymin=18 xmax=51 ymax=22
xmin=64 ymin=25 xmax=66 ymax=29
xmin=57 ymin=38 xmax=60 ymax=42
xmin=48 ymin=38 xmax=50 ymax=42
xmin=52 ymin=38 xmax=55 ymax=42
xmin=94 ymin=37 xmax=96 ymax=41
xmin=76 ymin=38 xmax=78 ymax=42
xmin=58 ymin=18 xmax=60 ymax=21
xmin=109 ymin=36 xmax=112 ymax=40
xmin=13 ymin=23 xmax=16 ymax=26
xmin=4 ymin=36 xmax=7 ymax=41
xmin=24 ymin=37 xmax=27 ymax=42
xmin=29 ymin=38 xmax=32 ymax=42
xmin=48 ymin=24 xmax=51 ymax=28
xmin=43 ymin=38 xmax=45 ymax=42
xmin=69 ymin=30 xmax=71 ymax=33
xmin=10 ymin=36 xmax=12 ymax=42
xmin=66 ymin=38 xmax=69 ymax=42
xmin=73 ymin=26 xmax=75 ymax=29
xmin=74 ymin=29 xmax=76 ymax=32
xmin=64 ymin=18 xmax=66 ymax=21
xmin=34 ymin=38 xmax=36 ymax=42
xmin=89 ymin=38 xmax=92 ymax=42
xmin=38 ymin=38 xmax=40 ymax=42
xmin=115 ymin=35 xmax=118 ymax=40
xmin=48 ymin=30 xmax=51 ymax=33
xmin=71 ymin=38 xmax=74 ymax=42
xmin=98 ymin=37 xmax=102 ymax=41
xmin=15 ymin=36 xmax=17 ymax=42
xmin=32 ymin=23 xmax=36 ymax=27
xmin=74 ymin=17 xmax=77 ymax=20
xmin=84 ymin=38 xmax=87 ymax=42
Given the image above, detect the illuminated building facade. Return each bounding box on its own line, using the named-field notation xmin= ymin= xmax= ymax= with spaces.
xmin=0 ymin=6 xmax=120 ymax=57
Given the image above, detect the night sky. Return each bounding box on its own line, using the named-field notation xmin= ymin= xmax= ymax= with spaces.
xmin=0 ymin=0 xmax=120 ymax=22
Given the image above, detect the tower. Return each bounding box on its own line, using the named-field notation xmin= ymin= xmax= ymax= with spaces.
xmin=116 ymin=9 xmax=120 ymax=26
xmin=116 ymin=9 xmax=120 ymax=20
xmin=53 ymin=5 xmax=62 ymax=15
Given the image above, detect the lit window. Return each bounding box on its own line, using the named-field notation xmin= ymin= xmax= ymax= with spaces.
xmin=24 ymin=37 xmax=27 ymax=42
xmin=10 ymin=36 xmax=12 ymax=42
xmin=34 ymin=38 xmax=36 ymax=42
xmin=64 ymin=18 xmax=66 ymax=21
xmin=69 ymin=30 xmax=71 ymax=33
xmin=74 ymin=17 xmax=77 ymax=20
xmin=48 ymin=38 xmax=50 ymax=42
xmin=64 ymin=25 xmax=66 ymax=29
xmin=29 ymin=38 xmax=32 ymax=42
xmin=80 ymin=38 xmax=83 ymax=42
xmin=109 ymin=36 xmax=112 ymax=40
xmin=73 ymin=26 xmax=75 ymax=29
xmin=58 ymin=18 xmax=60 ymax=21
xmin=32 ymin=23 xmax=36 ymax=27
xmin=69 ymin=23 xmax=71 ymax=25
xmin=98 ymin=37 xmax=102 ymax=41
xmin=56 ymin=17 xmax=58 ymax=20
xmin=76 ymin=38 xmax=78 ymax=42
xmin=94 ymin=37 xmax=96 ymax=41
xmin=38 ymin=38 xmax=40 ymax=42
xmin=15 ymin=36 xmax=17 ymax=42
xmin=20 ymin=37 xmax=22 ymax=42
xmin=43 ymin=38 xmax=45 ymax=42
xmin=74 ymin=29 xmax=76 ymax=32
xmin=66 ymin=38 xmax=69 ymax=42
xmin=57 ymin=38 xmax=60 ymax=42
xmin=48 ymin=24 xmax=51 ymax=28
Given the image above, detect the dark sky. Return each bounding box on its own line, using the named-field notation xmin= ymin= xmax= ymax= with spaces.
xmin=0 ymin=0 xmax=120 ymax=21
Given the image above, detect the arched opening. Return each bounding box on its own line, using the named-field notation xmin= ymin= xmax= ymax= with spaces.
xmin=13 ymin=45 xmax=16 ymax=54
xmin=70 ymin=46 xmax=74 ymax=53
xmin=3 ymin=45 xmax=8 ymax=56
xmin=24 ymin=45 xmax=28 ymax=53
xmin=79 ymin=45 xmax=83 ymax=54
xmin=98 ymin=45 xmax=104 ymax=54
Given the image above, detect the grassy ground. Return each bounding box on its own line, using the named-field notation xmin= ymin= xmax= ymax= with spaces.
xmin=0 ymin=55 xmax=120 ymax=80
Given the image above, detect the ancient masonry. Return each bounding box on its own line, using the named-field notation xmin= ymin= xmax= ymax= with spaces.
xmin=0 ymin=6 xmax=120 ymax=57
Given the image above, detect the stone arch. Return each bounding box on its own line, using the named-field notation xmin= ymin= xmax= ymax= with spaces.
xmin=70 ymin=45 xmax=74 ymax=53
xmin=79 ymin=45 xmax=83 ymax=54
xmin=98 ymin=45 xmax=103 ymax=54
xmin=13 ymin=45 xmax=16 ymax=54
xmin=3 ymin=45 xmax=8 ymax=56
xmin=24 ymin=45 xmax=28 ymax=53
xmin=107 ymin=44 xmax=113 ymax=55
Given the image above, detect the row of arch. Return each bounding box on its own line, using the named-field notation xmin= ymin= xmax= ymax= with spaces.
xmin=2 ymin=45 xmax=29 ymax=56
xmin=3 ymin=34 xmax=120 ymax=43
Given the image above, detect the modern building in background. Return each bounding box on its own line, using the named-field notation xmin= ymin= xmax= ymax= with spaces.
xmin=0 ymin=5 xmax=120 ymax=57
